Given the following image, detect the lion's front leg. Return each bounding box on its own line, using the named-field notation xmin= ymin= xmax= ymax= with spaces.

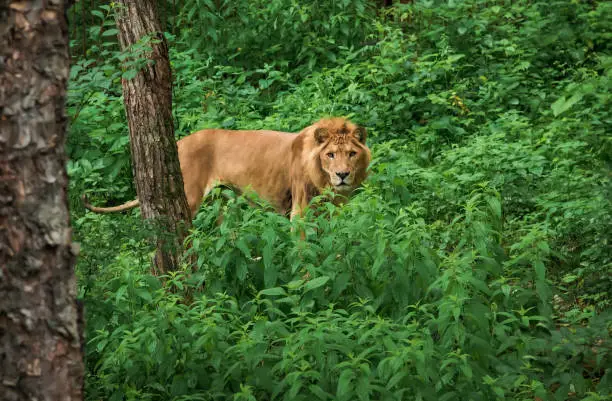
xmin=290 ymin=181 xmax=315 ymax=220
xmin=290 ymin=201 xmax=305 ymax=221
xmin=290 ymin=185 xmax=309 ymax=240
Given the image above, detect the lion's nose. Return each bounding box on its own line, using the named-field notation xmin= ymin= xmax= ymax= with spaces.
xmin=336 ymin=172 xmax=350 ymax=180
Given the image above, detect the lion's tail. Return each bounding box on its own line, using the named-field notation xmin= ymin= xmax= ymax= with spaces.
xmin=81 ymin=194 xmax=140 ymax=213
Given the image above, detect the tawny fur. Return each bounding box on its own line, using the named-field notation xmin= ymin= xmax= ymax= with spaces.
xmin=82 ymin=117 xmax=371 ymax=220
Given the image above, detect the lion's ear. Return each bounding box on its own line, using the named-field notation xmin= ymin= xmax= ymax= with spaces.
xmin=353 ymin=126 xmax=367 ymax=144
xmin=314 ymin=127 xmax=330 ymax=144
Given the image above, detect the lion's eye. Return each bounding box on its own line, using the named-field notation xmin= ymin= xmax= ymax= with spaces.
xmin=349 ymin=151 xmax=357 ymax=158
xmin=327 ymin=152 xmax=335 ymax=159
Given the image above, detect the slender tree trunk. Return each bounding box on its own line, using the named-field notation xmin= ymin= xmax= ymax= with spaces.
xmin=0 ymin=1 xmax=84 ymax=400
xmin=80 ymin=0 xmax=86 ymax=57
xmin=115 ymin=0 xmax=192 ymax=274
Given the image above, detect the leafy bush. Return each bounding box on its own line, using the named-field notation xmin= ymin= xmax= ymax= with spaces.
xmin=82 ymin=186 xmax=611 ymax=399
xmin=177 ymin=0 xmax=376 ymax=75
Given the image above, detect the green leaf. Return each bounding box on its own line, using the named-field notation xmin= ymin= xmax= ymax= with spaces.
xmin=386 ymin=370 xmax=406 ymax=389
xmin=331 ymin=272 xmax=351 ymax=298
xmin=96 ymin=338 xmax=108 ymax=352
xmin=304 ymin=276 xmax=330 ymax=292
xmin=259 ymin=287 xmax=286 ymax=297
xmin=236 ymin=259 xmax=248 ymax=281
xmin=551 ymin=93 xmax=583 ymax=116
xmin=534 ymin=260 xmax=546 ymax=281
xmin=447 ymin=54 xmax=465 ymax=63
xmin=102 ymin=28 xmax=119 ymax=37
xmin=134 ymin=288 xmax=152 ymax=302
xmin=264 ymin=259 xmax=278 ymax=288
xmin=235 ymin=238 xmax=252 ymax=258
xmin=459 ymin=363 xmax=473 ymax=379
xmin=122 ymin=70 xmax=138 ymax=80
xmin=562 ymin=274 xmax=578 ymax=284
xmin=336 ymin=370 xmax=354 ymax=399
xmin=308 ymin=384 xmax=332 ymax=400
xmin=287 ymin=280 xmax=304 ymax=290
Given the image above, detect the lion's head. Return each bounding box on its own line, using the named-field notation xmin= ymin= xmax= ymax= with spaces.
xmin=299 ymin=117 xmax=371 ymax=195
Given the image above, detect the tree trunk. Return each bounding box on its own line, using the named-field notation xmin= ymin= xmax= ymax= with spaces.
xmin=115 ymin=0 xmax=192 ymax=274
xmin=0 ymin=1 xmax=84 ymax=400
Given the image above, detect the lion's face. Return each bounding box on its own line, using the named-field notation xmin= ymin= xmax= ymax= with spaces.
xmin=312 ymin=119 xmax=371 ymax=194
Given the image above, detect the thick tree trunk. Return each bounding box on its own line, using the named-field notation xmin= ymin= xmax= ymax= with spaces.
xmin=115 ymin=0 xmax=192 ymax=274
xmin=0 ymin=1 xmax=84 ymax=400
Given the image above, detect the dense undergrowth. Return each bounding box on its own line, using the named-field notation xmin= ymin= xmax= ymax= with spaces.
xmin=67 ymin=1 xmax=610 ymax=400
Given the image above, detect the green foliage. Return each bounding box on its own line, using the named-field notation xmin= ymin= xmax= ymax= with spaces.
xmin=176 ymin=0 xmax=376 ymax=75
xmin=66 ymin=0 xmax=611 ymax=400
xmin=67 ymin=3 xmax=132 ymax=207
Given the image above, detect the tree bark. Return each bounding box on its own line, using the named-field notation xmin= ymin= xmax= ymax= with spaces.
xmin=0 ymin=1 xmax=84 ymax=400
xmin=115 ymin=0 xmax=192 ymax=274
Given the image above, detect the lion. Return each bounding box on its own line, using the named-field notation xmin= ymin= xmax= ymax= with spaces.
xmin=82 ymin=117 xmax=371 ymax=221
